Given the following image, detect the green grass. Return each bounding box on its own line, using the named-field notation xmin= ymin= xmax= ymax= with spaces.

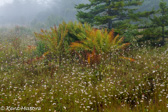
xmin=0 ymin=27 xmax=168 ymax=112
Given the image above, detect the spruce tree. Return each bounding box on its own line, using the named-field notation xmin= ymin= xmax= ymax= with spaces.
xmin=75 ymin=0 xmax=153 ymax=30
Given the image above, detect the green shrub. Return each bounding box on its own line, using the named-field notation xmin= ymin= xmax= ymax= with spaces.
xmin=59 ymin=21 xmax=92 ymax=44
xmin=35 ymin=41 xmax=48 ymax=57
xmin=137 ymin=27 xmax=163 ymax=46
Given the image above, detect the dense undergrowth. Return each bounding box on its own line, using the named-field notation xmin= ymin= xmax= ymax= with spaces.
xmin=0 ymin=22 xmax=168 ymax=112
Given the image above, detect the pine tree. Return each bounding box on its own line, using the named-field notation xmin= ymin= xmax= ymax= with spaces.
xmin=75 ymin=0 xmax=153 ymax=30
xmin=150 ymin=0 xmax=168 ymax=45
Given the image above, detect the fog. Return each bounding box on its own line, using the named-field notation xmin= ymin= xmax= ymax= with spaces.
xmin=0 ymin=0 xmax=88 ymax=27
xmin=0 ymin=0 xmax=167 ymax=27
xmin=0 ymin=0 xmax=46 ymax=25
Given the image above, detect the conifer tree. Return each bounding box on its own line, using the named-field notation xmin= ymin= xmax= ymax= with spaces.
xmin=75 ymin=0 xmax=153 ymax=30
xmin=150 ymin=0 xmax=168 ymax=45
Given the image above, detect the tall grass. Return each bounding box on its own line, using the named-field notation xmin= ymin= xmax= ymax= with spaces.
xmin=0 ymin=24 xmax=168 ymax=112
xmin=0 ymin=43 xmax=168 ymax=111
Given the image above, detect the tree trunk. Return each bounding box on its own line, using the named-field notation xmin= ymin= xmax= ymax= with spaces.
xmin=162 ymin=25 xmax=165 ymax=45
xmin=108 ymin=18 xmax=112 ymax=29
xmin=161 ymin=8 xmax=165 ymax=46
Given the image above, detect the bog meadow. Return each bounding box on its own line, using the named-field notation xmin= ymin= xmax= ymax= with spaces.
xmin=0 ymin=0 xmax=168 ymax=112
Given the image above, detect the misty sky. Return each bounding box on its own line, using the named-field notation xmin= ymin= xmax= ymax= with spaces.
xmin=0 ymin=0 xmax=13 ymax=6
xmin=0 ymin=0 xmax=50 ymax=6
xmin=0 ymin=0 xmax=88 ymax=26
xmin=0 ymin=0 xmax=52 ymax=7
xmin=0 ymin=0 xmax=62 ymax=25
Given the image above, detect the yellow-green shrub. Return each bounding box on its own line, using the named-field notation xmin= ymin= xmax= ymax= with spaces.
xmin=59 ymin=21 xmax=92 ymax=43
xmin=70 ymin=29 xmax=130 ymax=64
xmin=34 ymin=21 xmax=92 ymax=54
xmin=34 ymin=25 xmax=68 ymax=64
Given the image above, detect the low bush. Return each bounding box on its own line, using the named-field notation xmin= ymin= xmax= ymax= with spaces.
xmin=70 ymin=29 xmax=130 ymax=65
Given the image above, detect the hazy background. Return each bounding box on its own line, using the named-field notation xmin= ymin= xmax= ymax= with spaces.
xmin=0 ymin=0 xmax=167 ymax=28
xmin=0 ymin=0 xmax=88 ymax=27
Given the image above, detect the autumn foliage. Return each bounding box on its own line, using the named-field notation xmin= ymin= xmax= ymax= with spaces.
xmin=34 ymin=22 xmax=132 ymax=65
xmin=70 ymin=29 xmax=130 ymax=64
